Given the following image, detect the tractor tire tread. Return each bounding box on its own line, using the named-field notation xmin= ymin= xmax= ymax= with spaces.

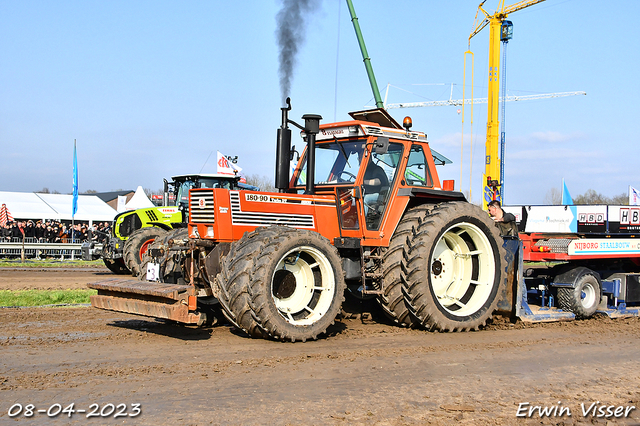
xmin=245 ymin=226 xmax=345 ymax=342
xmin=123 ymin=227 xmax=167 ymax=277
xmin=401 ymin=202 xmax=508 ymax=332
xmin=378 ymin=205 xmax=432 ymax=326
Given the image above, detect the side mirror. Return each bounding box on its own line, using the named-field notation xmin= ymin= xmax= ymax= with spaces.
xmin=375 ymin=137 xmax=389 ymax=155
xmin=290 ymin=145 xmax=300 ymax=162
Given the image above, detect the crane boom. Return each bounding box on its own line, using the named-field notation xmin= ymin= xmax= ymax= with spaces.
xmin=503 ymin=0 xmax=546 ymax=16
xmin=385 ymin=91 xmax=586 ymax=109
xmin=469 ymin=0 xmax=545 ymax=41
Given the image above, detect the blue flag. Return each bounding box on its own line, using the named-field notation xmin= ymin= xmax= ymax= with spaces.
xmin=562 ymin=178 xmax=572 ymax=205
xmin=73 ymin=140 xmax=78 ymax=217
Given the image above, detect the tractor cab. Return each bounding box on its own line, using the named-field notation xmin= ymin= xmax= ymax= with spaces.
xmin=170 ymin=174 xmax=243 ymax=208
xmin=282 ymin=106 xmax=456 ymax=244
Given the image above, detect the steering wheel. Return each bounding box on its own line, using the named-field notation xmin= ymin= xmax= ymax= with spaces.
xmin=338 ymin=171 xmax=357 ymax=182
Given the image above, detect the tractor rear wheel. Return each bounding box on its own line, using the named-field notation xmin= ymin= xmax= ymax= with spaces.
xmin=123 ymin=227 xmax=167 ymax=277
xmin=378 ymin=205 xmax=434 ymax=326
xmin=103 ymin=258 xmax=129 ymax=275
xmin=557 ymin=273 xmax=601 ymax=319
xmin=402 ymin=201 xmax=507 ymax=332
xmin=218 ymin=226 xmax=346 ymax=342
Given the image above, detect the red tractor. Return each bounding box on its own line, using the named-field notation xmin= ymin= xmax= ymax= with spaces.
xmin=89 ymin=100 xmax=510 ymax=342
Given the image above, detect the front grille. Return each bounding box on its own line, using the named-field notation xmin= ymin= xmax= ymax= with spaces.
xmin=229 ymin=191 xmax=315 ymax=228
xmin=190 ymin=191 xmax=215 ymax=223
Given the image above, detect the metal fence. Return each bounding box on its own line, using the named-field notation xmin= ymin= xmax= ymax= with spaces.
xmin=0 ymin=237 xmax=84 ymax=259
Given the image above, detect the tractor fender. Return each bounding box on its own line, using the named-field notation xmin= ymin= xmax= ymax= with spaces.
xmin=551 ymin=266 xmax=601 ymax=289
xmin=145 ymin=222 xmax=174 ymax=231
xmin=398 ymin=187 xmax=467 ymax=206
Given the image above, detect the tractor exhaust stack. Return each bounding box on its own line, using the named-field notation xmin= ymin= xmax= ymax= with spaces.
xmin=275 ymin=98 xmax=292 ymax=192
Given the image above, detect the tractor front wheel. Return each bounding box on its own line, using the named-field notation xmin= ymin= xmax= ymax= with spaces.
xmin=123 ymin=227 xmax=167 ymax=277
xmin=103 ymin=258 xmax=129 ymax=275
xmin=217 ymin=226 xmax=346 ymax=342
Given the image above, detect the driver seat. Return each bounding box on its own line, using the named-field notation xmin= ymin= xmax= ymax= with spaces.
xmin=362 ymin=162 xmax=389 ymax=225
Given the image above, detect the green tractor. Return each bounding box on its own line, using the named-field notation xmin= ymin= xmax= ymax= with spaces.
xmin=82 ymin=174 xmax=257 ymax=275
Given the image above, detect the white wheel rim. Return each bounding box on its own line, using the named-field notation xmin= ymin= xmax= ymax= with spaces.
xmin=430 ymin=222 xmax=496 ymax=317
xmin=271 ymin=246 xmax=336 ymax=326
xmin=580 ymin=282 xmax=597 ymax=308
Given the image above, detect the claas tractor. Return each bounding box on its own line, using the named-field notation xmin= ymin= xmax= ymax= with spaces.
xmin=82 ymin=174 xmax=257 ymax=276
xmin=88 ymin=100 xmax=511 ymax=342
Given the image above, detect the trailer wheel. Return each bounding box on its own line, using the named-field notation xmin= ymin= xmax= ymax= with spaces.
xmin=378 ymin=205 xmax=434 ymax=326
xmin=557 ymin=274 xmax=601 ymax=319
xmin=124 ymin=227 xmax=167 ymax=277
xmin=220 ymin=226 xmax=345 ymax=342
xmin=103 ymin=258 xmax=129 ymax=275
xmin=402 ymin=202 xmax=507 ymax=332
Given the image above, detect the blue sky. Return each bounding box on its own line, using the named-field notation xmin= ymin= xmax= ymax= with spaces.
xmin=1 ymin=0 xmax=638 ymax=205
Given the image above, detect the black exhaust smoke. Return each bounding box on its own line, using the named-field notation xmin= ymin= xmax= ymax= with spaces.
xmin=276 ymin=0 xmax=320 ymax=103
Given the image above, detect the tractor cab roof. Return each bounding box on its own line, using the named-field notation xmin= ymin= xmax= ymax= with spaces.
xmin=171 ymin=173 xmax=240 ymax=182
xmin=316 ymin=108 xmax=452 ymax=165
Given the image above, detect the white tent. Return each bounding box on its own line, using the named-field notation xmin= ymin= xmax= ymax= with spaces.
xmin=125 ymin=186 xmax=154 ymax=211
xmin=37 ymin=193 xmax=117 ymax=222
xmin=0 ymin=191 xmax=59 ymax=220
xmin=0 ymin=191 xmax=117 ymax=222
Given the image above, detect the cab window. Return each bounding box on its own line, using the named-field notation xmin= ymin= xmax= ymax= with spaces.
xmin=405 ymin=145 xmax=433 ymax=187
xmin=295 ymin=140 xmax=366 ymax=186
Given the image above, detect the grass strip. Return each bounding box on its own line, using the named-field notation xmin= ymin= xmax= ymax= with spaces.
xmin=0 ymin=289 xmax=97 ymax=307
xmin=0 ymin=259 xmax=104 ymax=268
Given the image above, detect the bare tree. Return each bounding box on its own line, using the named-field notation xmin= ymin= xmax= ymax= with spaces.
xmin=82 ymin=189 xmax=98 ymax=194
xmin=571 ymin=189 xmax=628 ymax=205
xmin=244 ymin=174 xmax=276 ymax=192
xmin=573 ymin=189 xmax=610 ymax=205
xmin=543 ymin=188 xmax=562 ymax=205
xmin=144 ymin=188 xmax=164 ymax=198
xmin=610 ymin=193 xmax=628 ymax=205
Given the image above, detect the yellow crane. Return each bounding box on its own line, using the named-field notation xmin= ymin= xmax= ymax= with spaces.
xmin=468 ymin=0 xmax=545 ymax=209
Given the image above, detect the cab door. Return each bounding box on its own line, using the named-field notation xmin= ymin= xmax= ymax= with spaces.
xmin=359 ymin=141 xmax=405 ymax=242
xmin=336 ymin=186 xmax=364 ymax=239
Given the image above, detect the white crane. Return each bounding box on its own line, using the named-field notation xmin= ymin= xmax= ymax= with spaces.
xmin=385 ymin=89 xmax=586 ymax=109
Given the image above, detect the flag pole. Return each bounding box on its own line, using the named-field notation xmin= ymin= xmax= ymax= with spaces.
xmin=72 ymin=139 xmax=78 ymax=253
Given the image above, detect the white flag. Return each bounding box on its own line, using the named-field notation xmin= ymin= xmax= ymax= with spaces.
xmin=116 ymin=195 xmax=127 ymax=212
xmin=630 ymin=186 xmax=640 ymax=206
xmin=216 ymin=151 xmax=242 ymax=176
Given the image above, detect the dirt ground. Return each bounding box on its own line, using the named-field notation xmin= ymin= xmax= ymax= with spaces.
xmin=1 ymin=268 xmax=639 ymax=426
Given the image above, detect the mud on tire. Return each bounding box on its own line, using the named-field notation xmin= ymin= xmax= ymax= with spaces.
xmin=378 ymin=205 xmax=435 ymax=326
xmin=402 ymin=201 xmax=508 ymax=332
xmin=217 ymin=226 xmax=346 ymax=342
xmin=215 ymin=231 xmax=270 ymax=339
xmin=138 ymin=228 xmax=189 ymax=283
xmin=124 ymin=227 xmax=167 ymax=277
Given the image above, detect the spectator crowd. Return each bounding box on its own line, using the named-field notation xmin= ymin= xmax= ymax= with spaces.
xmin=0 ymin=220 xmax=111 ymax=243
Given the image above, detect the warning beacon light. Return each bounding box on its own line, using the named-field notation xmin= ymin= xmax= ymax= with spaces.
xmin=403 ymin=116 xmax=412 ymax=131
